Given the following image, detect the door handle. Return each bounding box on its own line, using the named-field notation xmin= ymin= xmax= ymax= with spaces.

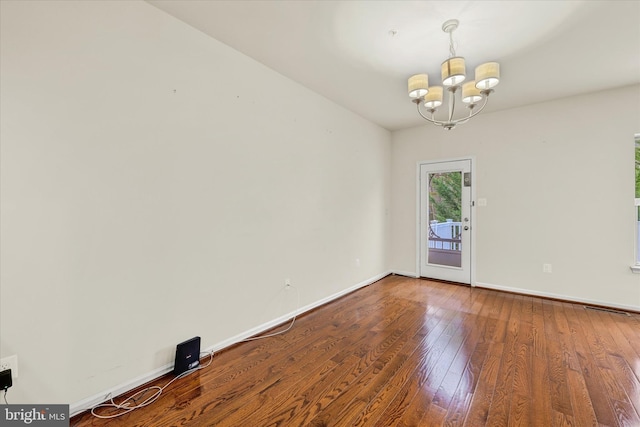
xmin=464 ymin=226 xmax=469 ymax=231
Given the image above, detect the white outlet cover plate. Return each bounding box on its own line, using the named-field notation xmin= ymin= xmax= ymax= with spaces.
xmin=0 ymin=355 xmax=18 ymax=379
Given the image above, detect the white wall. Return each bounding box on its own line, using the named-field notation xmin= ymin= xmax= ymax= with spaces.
xmin=0 ymin=1 xmax=390 ymax=406
xmin=391 ymin=84 xmax=640 ymax=309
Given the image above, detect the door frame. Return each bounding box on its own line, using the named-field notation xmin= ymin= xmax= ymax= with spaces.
xmin=415 ymin=156 xmax=477 ymax=286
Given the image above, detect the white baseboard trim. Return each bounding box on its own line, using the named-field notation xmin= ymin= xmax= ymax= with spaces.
xmin=391 ymin=270 xmax=419 ymax=278
xmin=475 ymin=281 xmax=640 ymax=313
xmin=70 ymin=271 xmax=391 ymax=417
xmin=70 ymin=364 xmax=172 ymax=417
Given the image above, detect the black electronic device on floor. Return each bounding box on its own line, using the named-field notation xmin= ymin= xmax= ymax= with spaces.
xmin=173 ymin=336 xmax=201 ymax=376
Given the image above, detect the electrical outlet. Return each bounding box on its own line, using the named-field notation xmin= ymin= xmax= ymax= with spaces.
xmin=285 ymin=278 xmax=291 ymax=290
xmin=0 ymin=355 xmax=18 ymax=379
xmin=543 ymin=264 xmax=552 ymax=273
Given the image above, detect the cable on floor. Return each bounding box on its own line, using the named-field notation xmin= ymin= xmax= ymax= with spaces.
xmin=240 ymin=284 xmax=300 ymax=342
xmin=91 ymin=284 xmax=300 ymax=418
xmin=91 ymin=350 xmax=214 ymax=419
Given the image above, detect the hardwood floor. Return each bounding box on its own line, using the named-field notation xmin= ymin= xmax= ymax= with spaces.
xmin=71 ymin=275 xmax=640 ymax=426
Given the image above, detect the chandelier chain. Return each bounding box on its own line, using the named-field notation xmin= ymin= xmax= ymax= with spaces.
xmin=449 ymin=31 xmax=456 ymax=57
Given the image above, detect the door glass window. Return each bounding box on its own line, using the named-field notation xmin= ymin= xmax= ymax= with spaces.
xmin=635 ymin=135 xmax=639 ymax=264
xmin=420 ymin=159 xmax=471 ymax=283
xmin=427 ymin=172 xmax=462 ymax=267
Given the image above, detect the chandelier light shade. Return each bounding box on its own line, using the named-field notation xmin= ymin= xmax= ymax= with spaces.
xmin=461 ymin=81 xmax=482 ymax=104
xmin=407 ymin=19 xmax=500 ymax=130
xmin=408 ymin=74 xmax=429 ymax=99
xmin=441 ymin=57 xmax=466 ymax=87
xmin=424 ymin=86 xmax=443 ymax=108
xmin=475 ymin=62 xmax=500 ymax=90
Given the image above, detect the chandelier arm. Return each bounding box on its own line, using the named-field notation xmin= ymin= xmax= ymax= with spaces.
xmin=438 ymin=93 xmax=491 ymax=127
xmin=414 ymin=90 xmax=493 ymax=127
xmin=415 ymin=102 xmax=446 ymax=126
xmin=449 ymin=93 xmax=491 ymax=126
xmin=448 ymin=88 xmax=456 ymax=123
xmin=415 ymin=103 xmax=438 ymax=124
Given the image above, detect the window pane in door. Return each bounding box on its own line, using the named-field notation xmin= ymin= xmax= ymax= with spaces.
xmin=427 ymin=172 xmax=462 ymax=267
xmin=636 ymin=136 xmax=639 ymax=264
xmin=637 ymin=205 xmax=639 ymax=264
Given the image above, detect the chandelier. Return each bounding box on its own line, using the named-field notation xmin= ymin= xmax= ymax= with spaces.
xmin=407 ymin=19 xmax=500 ymax=130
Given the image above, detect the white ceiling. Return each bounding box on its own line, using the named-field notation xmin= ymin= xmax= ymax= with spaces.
xmin=147 ymin=0 xmax=640 ymax=131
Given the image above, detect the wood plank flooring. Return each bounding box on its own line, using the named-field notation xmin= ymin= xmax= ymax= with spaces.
xmin=71 ymin=275 xmax=640 ymax=426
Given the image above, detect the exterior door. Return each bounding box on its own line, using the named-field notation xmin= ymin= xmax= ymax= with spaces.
xmin=419 ymin=160 xmax=472 ymax=283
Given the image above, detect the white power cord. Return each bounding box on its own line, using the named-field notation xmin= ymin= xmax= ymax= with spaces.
xmin=240 ymin=284 xmax=300 ymax=342
xmin=90 ymin=284 xmax=300 ymax=419
xmin=91 ymin=351 xmax=214 ymax=419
